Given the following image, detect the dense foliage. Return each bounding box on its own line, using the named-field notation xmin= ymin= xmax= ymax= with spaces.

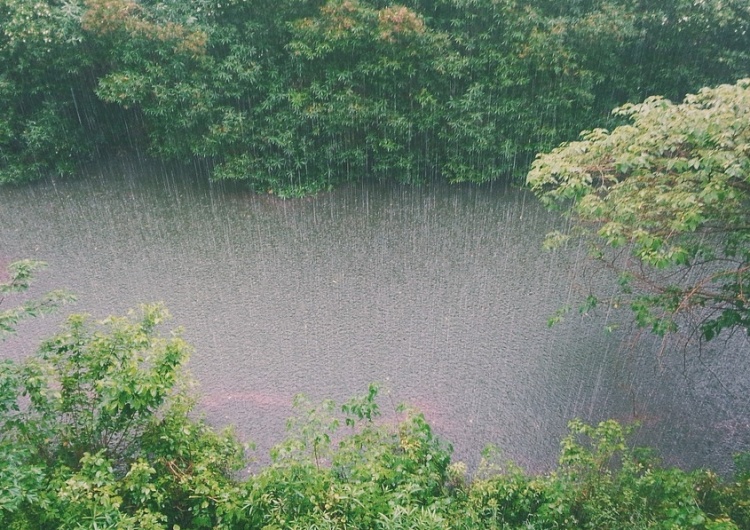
xmin=2 ymin=0 xmax=749 ymax=194
xmin=0 ymin=303 xmax=245 ymax=528
xmin=528 ymin=79 xmax=750 ymax=344
xmin=1 ymin=313 xmax=749 ymax=528
xmin=0 ymin=263 xmax=749 ymax=528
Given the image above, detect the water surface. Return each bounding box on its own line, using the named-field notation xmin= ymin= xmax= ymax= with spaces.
xmin=1 ymin=157 xmax=747 ymax=473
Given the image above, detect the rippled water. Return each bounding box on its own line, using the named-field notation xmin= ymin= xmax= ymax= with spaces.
xmin=1 ymin=157 xmax=747 ymax=473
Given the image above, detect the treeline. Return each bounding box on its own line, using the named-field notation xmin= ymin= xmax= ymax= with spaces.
xmin=2 ymin=0 xmax=749 ymax=195
xmin=0 ymin=303 xmax=748 ymax=529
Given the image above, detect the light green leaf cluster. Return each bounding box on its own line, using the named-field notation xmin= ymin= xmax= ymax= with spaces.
xmin=528 ymin=79 xmax=750 ymax=340
xmin=0 ymin=259 xmax=74 ymax=339
xmin=0 ymin=304 xmax=245 ymax=528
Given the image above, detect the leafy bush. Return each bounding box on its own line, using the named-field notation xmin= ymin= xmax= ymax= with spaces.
xmin=0 ymin=298 xmax=747 ymax=528
xmin=0 ymin=304 xmax=244 ymax=529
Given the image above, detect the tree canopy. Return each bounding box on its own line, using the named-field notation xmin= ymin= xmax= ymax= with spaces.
xmin=0 ymin=304 xmax=245 ymax=528
xmin=528 ymin=79 xmax=750 ymax=342
xmin=2 ymin=0 xmax=750 ymax=195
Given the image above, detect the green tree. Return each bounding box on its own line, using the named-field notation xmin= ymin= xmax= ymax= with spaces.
xmin=3 ymin=0 xmax=750 ymax=192
xmin=0 ymin=0 xmax=109 ymax=183
xmin=239 ymin=383 xmax=456 ymax=529
xmin=271 ymin=0 xmax=459 ymax=190
xmin=0 ymin=259 xmax=73 ymax=339
xmin=528 ymin=79 xmax=750 ymax=342
xmin=0 ymin=303 xmax=245 ymax=528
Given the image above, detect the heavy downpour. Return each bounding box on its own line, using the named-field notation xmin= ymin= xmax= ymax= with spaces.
xmin=1 ymin=1 xmax=750 ymax=528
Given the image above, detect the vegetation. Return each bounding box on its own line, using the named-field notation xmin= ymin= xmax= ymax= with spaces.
xmin=0 ymin=259 xmax=73 ymax=338
xmin=1 ymin=263 xmax=749 ymax=528
xmin=528 ymin=79 xmax=750 ymax=344
xmin=0 ymin=303 xmax=245 ymax=529
xmin=1 ymin=312 xmax=749 ymax=528
xmin=2 ymin=0 xmax=749 ymax=195
xmin=3 ymin=1 xmax=750 ymax=526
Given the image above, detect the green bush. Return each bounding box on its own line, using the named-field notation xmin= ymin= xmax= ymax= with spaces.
xmin=0 ymin=294 xmax=747 ymax=528
xmin=0 ymin=304 xmax=244 ymax=529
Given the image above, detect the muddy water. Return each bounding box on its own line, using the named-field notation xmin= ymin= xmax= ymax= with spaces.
xmin=1 ymin=157 xmax=747 ymax=472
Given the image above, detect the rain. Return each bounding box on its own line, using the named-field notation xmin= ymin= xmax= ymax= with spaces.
xmin=1 ymin=155 xmax=748 ymax=473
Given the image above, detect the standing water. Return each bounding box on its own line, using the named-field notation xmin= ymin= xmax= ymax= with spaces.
xmin=1 ymin=157 xmax=747 ymax=473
